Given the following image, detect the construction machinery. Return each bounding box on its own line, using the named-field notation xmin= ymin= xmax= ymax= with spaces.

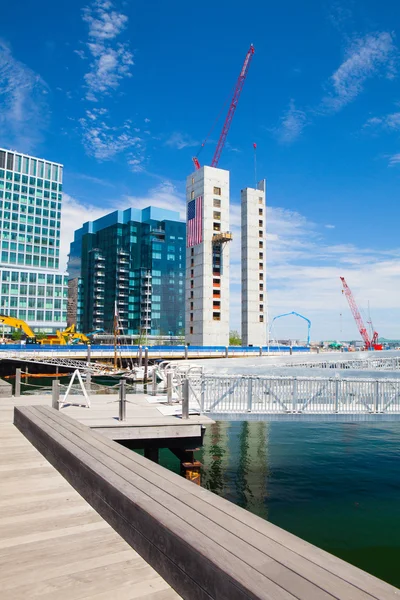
xmin=0 ymin=315 xmax=89 ymax=345
xmin=340 ymin=277 xmax=382 ymax=350
xmin=192 ymin=44 xmax=255 ymax=171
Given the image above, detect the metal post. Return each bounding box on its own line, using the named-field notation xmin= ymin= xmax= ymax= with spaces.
xmin=334 ymin=377 xmax=339 ymax=413
xmin=15 ymin=368 xmax=21 ymax=397
xmin=167 ymin=372 xmax=173 ymax=405
xmin=247 ymin=378 xmax=253 ymax=412
xmin=259 ymin=346 xmax=262 ymax=357
xmin=86 ymin=343 xmax=91 ymax=366
xmin=52 ymin=379 xmax=60 ymax=410
xmin=225 ymin=346 xmax=229 ymax=358
xmin=292 ymin=377 xmax=297 ymax=413
xmin=152 ymin=368 xmax=157 ymax=396
xmin=184 ymin=344 xmax=188 ymax=360
xmin=119 ymin=379 xmax=127 ymax=421
xmin=374 ymin=380 xmax=379 ymax=413
xmin=144 ymin=347 xmax=148 ymax=381
xmin=86 ymin=371 xmax=91 ymax=392
xmin=138 ymin=345 xmax=143 ymax=367
xmin=200 ymin=376 xmax=205 ymax=412
xmin=182 ymin=378 xmax=189 ymax=419
xmin=290 ymin=346 xmax=293 ymax=356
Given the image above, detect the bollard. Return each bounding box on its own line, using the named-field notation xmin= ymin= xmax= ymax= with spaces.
xmin=184 ymin=344 xmax=188 ymax=360
xmin=259 ymin=346 xmax=262 ymax=357
xmin=15 ymin=368 xmax=21 ymax=397
xmin=152 ymin=368 xmax=157 ymax=396
xmin=138 ymin=345 xmax=143 ymax=367
xmin=119 ymin=379 xmax=127 ymax=421
xmin=86 ymin=343 xmax=91 ymax=366
xmin=144 ymin=347 xmax=148 ymax=381
xmin=225 ymin=346 xmax=229 ymax=358
xmin=289 ymin=346 xmax=293 ymax=355
xmin=167 ymin=372 xmax=173 ymax=405
xmin=52 ymin=379 xmax=60 ymax=410
xmin=86 ymin=371 xmax=91 ymax=392
xmin=182 ymin=378 xmax=189 ymax=419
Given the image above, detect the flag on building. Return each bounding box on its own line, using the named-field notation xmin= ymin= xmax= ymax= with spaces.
xmin=187 ymin=196 xmax=203 ymax=247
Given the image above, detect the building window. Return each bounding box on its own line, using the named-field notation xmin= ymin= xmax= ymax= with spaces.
xmin=190 ymin=302 xmax=194 ymax=310
xmin=191 ymin=248 xmax=194 ymax=256
xmin=213 ymin=186 xmax=221 ymax=195
xmin=259 ymin=315 xmax=264 ymax=322
xmin=213 ymin=312 xmax=220 ymax=321
xmin=259 ymin=197 xmax=263 ymax=204
xmin=213 ymin=211 xmax=221 ymax=220
xmin=213 ymin=198 xmax=221 ymax=208
xmin=213 ymin=278 xmax=220 ymax=286
xmin=191 ymin=258 xmax=194 ymax=266
xmin=190 ymin=326 xmax=193 ymax=334
xmin=259 ymin=208 xmax=263 ymax=216
xmin=190 ymin=291 xmax=194 ymax=298
xmin=259 ymin=252 xmax=263 ymax=260
xmin=259 ymin=263 xmax=263 ymax=270
xmin=191 ymin=177 xmax=194 ymax=185
xmin=213 ymin=222 xmax=221 ymax=232
xmin=259 ymin=241 xmax=263 ymax=249
xmin=259 ymin=283 xmax=264 ymax=291
xmin=191 ymin=190 xmax=194 ymax=200
xmin=259 ymin=231 xmax=263 ymax=238
xmin=260 ymin=294 xmax=263 ymax=301
xmin=259 ymin=220 xmax=263 ymax=227
xmin=191 ymin=269 xmax=194 ymax=277
xmin=260 ymin=304 xmax=263 ymax=312
xmin=190 ymin=313 xmax=193 ymax=322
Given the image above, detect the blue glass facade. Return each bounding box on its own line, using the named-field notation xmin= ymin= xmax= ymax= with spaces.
xmin=68 ymin=207 xmax=186 ymax=336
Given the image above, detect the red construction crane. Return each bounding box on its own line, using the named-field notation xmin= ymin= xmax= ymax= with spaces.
xmin=192 ymin=44 xmax=255 ymax=171
xmin=340 ymin=276 xmax=380 ymax=350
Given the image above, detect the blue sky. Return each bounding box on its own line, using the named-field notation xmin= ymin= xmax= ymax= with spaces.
xmin=1 ymin=0 xmax=400 ymax=340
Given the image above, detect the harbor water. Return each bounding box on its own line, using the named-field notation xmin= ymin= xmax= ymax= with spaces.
xmin=161 ymin=420 xmax=400 ymax=588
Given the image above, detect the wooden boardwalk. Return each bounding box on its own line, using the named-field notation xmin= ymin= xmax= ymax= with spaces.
xmin=0 ymin=397 xmax=181 ymax=599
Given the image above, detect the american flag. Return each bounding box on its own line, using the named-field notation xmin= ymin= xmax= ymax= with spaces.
xmin=187 ymin=196 xmax=203 ymax=247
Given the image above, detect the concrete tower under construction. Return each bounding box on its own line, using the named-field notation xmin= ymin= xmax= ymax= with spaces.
xmin=241 ymin=180 xmax=267 ymax=347
xmin=185 ymin=166 xmax=231 ymax=346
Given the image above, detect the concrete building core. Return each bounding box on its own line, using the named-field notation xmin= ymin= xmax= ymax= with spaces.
xmin=185 ymin=166 xmax=231 ymax=346
xmin=241 ymin=180 xmax=267 ymax=347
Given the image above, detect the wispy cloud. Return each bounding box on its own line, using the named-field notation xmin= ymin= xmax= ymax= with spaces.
xmin=0 ymin=40 xmax=48 ymax=151
xmin=81 ymin=0 xmax=133 ymax=102
xmin=275 ymin=100 xmax=307 ymax=144
xmin=165 ymin=132 xmax=199 ymax=150
xmin=79 ymin=108 xmax=144 ymax=161
xmin=321 ymin=32 xmax=397 ymax=113
xmin=388 ymin=153 xmax=400 ymax=166
xmin=364 ymin=110 xmax=400 ymax=130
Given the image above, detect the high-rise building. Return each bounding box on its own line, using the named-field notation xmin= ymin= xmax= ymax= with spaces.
xmin=68 ymin=207 xmax=185 ymax=336
xmin=241 ymin=180 xmax=267 ymax=347
xmin=0 ymin=148 xmax=68 ymax=332
xmin=185 ymin=166 xmax=231 ymax=346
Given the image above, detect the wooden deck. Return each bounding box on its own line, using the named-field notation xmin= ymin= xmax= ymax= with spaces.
xmin=14 ymin=401 xmax=400 ymax=600
xmin=0 ymin=398 xmax=181 ymax=599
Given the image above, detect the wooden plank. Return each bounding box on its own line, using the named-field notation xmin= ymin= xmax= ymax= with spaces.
xmin=93 ymin=424 xmax=202 ymax=440
xmin=17 ymin=406 xmax=399 ymax=600
xmin=15 ymin=406 xmax=297 ymax=600
xmin=34 ymin=406 xmax=400 ymax=600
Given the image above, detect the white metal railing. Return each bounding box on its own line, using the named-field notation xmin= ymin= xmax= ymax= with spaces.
xmin=189 ymin=375 xmax=400 ymax=414
xmin=283 ymin=356 xmax=400 ymax=371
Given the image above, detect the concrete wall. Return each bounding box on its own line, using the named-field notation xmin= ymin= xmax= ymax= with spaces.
xmin=241 ymin=180 xmax=267 ymax=347
xmin=185 ymin=166 xmax=230 ymax=346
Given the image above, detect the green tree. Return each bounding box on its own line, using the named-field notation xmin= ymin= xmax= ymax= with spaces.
xmin=11 ymin=330 xmax=22 ymax=341
xmin=229 ymin=330 xmax=242 ymax=346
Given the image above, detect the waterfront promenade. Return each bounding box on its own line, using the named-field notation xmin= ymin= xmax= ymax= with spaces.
xmin=0 ymin=398 xmax=181 ymax=598
xmin=2 ymin=391 xmax=400 ymax=598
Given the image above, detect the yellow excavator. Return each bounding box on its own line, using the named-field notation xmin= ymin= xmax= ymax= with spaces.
xmin=0 ymin=315 xmax=89 ymax=345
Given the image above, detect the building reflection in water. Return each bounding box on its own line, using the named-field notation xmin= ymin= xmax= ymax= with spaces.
xmin=199 ymin=421 xmax=270 ymax=520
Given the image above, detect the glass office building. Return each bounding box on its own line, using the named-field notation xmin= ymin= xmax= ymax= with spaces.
xmin=0 ymin=148 xmax=68 ymax=331
xmin=68 ymin=207 xmax=185 ymax=336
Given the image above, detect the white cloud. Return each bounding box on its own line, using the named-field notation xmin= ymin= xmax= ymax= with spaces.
xmin=388 ymin=153 xmax=400 ymax=166
xmin=0 ymin=40 xmax=48 ymax=150
xmin=325 ymin=224 xmax=335 ymax=229
xmin=275 ymin=100 xmax=307 ymax=143
xmin=322 ymin=32 xmax=397 ymax=112
xmin=79 ymin=108 xmax=143 ymax=161
xmin=81 ymin=0 xmax=133 ymax=101
xmin=165 ymin=132 xmax=199 ymax=150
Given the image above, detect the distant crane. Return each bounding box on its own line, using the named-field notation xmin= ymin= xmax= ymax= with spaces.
xmin=192 ymin=44 xmax=255 ymax=171
xmin=340 ymin=276 xmax=380 ymax=350
xmin=269 ymin=311 xmax=311 ymax=346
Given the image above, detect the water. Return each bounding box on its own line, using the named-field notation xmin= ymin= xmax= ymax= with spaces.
xmin=160 ymin=421 xmax=400 ymax=588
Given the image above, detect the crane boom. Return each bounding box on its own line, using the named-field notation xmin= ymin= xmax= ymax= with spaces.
xmin=340 ymin=277 xmax=373 ymax=349
xmin=192 ymin=44 xmax=255 ymax=171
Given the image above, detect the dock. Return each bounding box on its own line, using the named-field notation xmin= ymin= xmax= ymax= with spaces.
xmin=1 ymin=391 xmax=399 ymax=599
